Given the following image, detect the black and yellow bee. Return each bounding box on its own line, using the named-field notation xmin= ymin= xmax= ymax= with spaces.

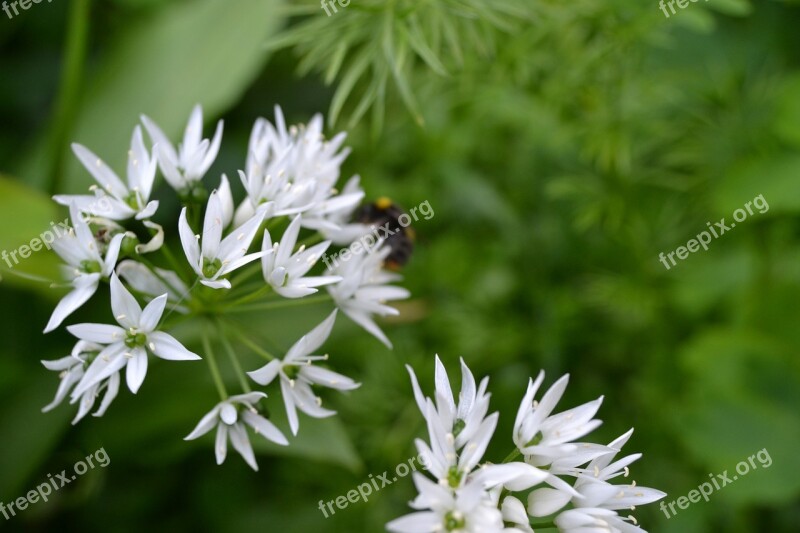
xmin=354 ymin=197 xmax=415 ymax=270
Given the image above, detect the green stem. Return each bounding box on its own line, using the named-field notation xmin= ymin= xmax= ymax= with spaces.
xmin=229 ymin=262 xmax=263 ymax=288
xmin=226 ymin=284 xmax=272 ymax=308
xmin=502 ymin=448 xmax=522 ymax=464
xmin=231 ymin=294 xmax=333 ymax=314
xmin=223 ymin=320 xmax=277 ymax=361
xmin=201 ymin=329 xmax=228 ymax=400
xmin=158 ymin=243 xmax=188 ymax=280
xmin=47 ymin=0 xmax=91 ymax=195
xmin=216 ymin=320 xmax=252 ymax=393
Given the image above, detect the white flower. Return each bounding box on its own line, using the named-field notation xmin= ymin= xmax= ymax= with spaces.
xmin=387 ymin=474 xmax=505 ymax=533
xmin=326 ymin=244 xmax=410 ymax=348
xmin=67 ymin=274 xmax=201 ymax=397
xmin=184 ymin=392 xmax=288 ymax=471
xmin=44 ymin=204 xmax=127 ymax=333
xmin=233 ymin=107 xmax=363 ymax=229
xmin=54 ymin=126 xmax=159 ymax=221
xmin=247 ymin=310 xmax=359 ymax=435
xmin=407 ymin=356 xmax=492 ymax=450
xmin=41 ymin=341 xmax=122 ymax=424
xmin=261 ymin=215 xmax=341 ymax=298
xmin=178 ymin=190 xmax=266 ymax=289
xmin=141 ymin=104 xmax=223 ymax=192
xmin=532 ymin=430 xmax=666 ymax=530
xmin=513 ymin=372 xmax=603 ymax=466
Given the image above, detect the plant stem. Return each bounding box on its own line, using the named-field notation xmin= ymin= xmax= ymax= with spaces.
xmin=502 ymin=448 xmax=522 ymax=464
xmin=231 ymin=294 xmax=333 ymax=314
xmin=224 ymin=321 xmax=277 ymax=361
xmin=226 ymin=284 xmax=272 ymax=308
xmin=46 ymin=0 xmax=91 ymax=195
xmin=201 ymin=328 xmax=228 ymax=400
xmin=216 ymin=320 xmax=251 ymax=393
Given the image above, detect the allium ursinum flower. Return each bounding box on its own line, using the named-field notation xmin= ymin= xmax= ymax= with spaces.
xmin=41 ymin=341 xmax=121 ymax=424
xmin=141 ymin=104 xmax=223 ymax=194
xmin=234 ymin=106 xmax=363 ymax=229
xmin=67 ymin=274 xmax=201 ymax=397
xmin=261 ymin=215 xmax=341 ymax=298
xmin=42 ymin=105 xmax=411 ymax=472
xmin=530 ymin=430 xmax=666 ymax=531
xmin=513 ymin=372 xmax=604 ymax=466
xmin=44 ymin=204 xmax=128 ymax=333
xmin=387 ymin=474 xmax=506 ymax=533
xmin=178 ymin=189 xmax=265 ymax=289
xmin=326 ymin=244 xmax=410 ymax=348
xmin=389 ymin=359 xmax=664 ymax=533
xmin=247 ymin=310 xmax=359 ymax=436
xmin=54 ymin=126 xmax=159 ymax=221
xmin=407 ymin=356 xmax=492 ymax=450
xmin=184 ymin=392 xmax=288 ymax=471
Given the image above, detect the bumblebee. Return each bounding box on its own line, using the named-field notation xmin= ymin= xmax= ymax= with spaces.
xmin=354 ymin=197 xmax=415 ymax=270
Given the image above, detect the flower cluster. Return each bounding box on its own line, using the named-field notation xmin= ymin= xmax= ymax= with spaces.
xmin=41 ymin=105 xmax=410 ymax=469
xmin=388 ymin=358 xmax=665 ymax=533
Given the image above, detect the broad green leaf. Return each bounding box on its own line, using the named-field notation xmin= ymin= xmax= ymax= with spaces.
xmin=23 ymin=0 xmax=286 ymax=193
xmin=773 ymin=73 xmax=800 ymax=148
xmin=676 ymin=329 xmax=800 ymax=504
xmin=711 ymin=155 xmax=800 ymax=215
xmin=0 ymin=373 xmax=73 ymax=502
xmin=0 ymin=175 xmax=61 ymax=291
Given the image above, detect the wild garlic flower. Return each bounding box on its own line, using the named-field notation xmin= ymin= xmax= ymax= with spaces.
xmin=261 ymin=216 xmax=340 ymax=298
xmin=42 ymin=104 xmax=412 ymax=473
xmin=248 ymin=311 xmax=359 ymax=435
xmin=389 ymin=359 xmax=665 ymax=533
xmin=327 ymin=244 xmax=410 ymax=348
xmin=141 ymin=104 xmax=223 ymax=193
xmin=67 ymin=274 xmax=200 ymax=396
xmin=44 ymin=204 xmax=128 ymax=333
xmin=54 ymin=127 xmax=159 ymax=221
xmin=184 ymin=392 xmax=288 ymax=471
xmin=178 ymin=190 xmax=266 ymax=289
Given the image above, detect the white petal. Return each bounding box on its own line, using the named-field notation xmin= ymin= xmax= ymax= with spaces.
xmin=148 ymin=331 xmax=201 ymax=360
xmin=67 ymin=323 xmax=126 ymax=344
xmin=178 ymin=207 xmax=201 ymax=272
xmin=202 ymin=191 xmax=224 ymax=259
xmin=185 ymin=407 xmax=221 ymax=440
xmin=229 ymin=423 xmax=258 ymax=471
xmin=93 ymin=371 xmax=120 ymax=417
xmin=110 ymin=273 xmax=142 ymax=329
xmin=528 ymin=487 xmax=573 ymax=517
xmin=243 ymin=411 xmax=288 ymax=446
xmin=247 ymin=360 xmax=281 ymax=386
xmin=43 ymin=274 xmax=100 ymax=333
xmin=215 ymin=423 xmax=228 ymax=465
xmin=139 ymin=294 xmax=168 ymax=332
xmin=125 ymin=348 xmax=149 ymax=393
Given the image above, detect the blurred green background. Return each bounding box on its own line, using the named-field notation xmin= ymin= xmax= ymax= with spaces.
xmin=1 ymin=0 xmax=799 ymax=531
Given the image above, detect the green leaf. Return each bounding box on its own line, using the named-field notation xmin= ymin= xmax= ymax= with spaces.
xmin=711 ymin=155 xmax=800 ymax=215
xmin=0 ymin=373 xmax=73 ymax=502
xmin=676 ymin=329 xmax=800 ymax=505
xmin=773 ymin=74 xmax=800 ymax=148
xmin=23 ymin=0 xmax=286 ymax=193
xmin=0 ymin=175 xmax=62 ymax=291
